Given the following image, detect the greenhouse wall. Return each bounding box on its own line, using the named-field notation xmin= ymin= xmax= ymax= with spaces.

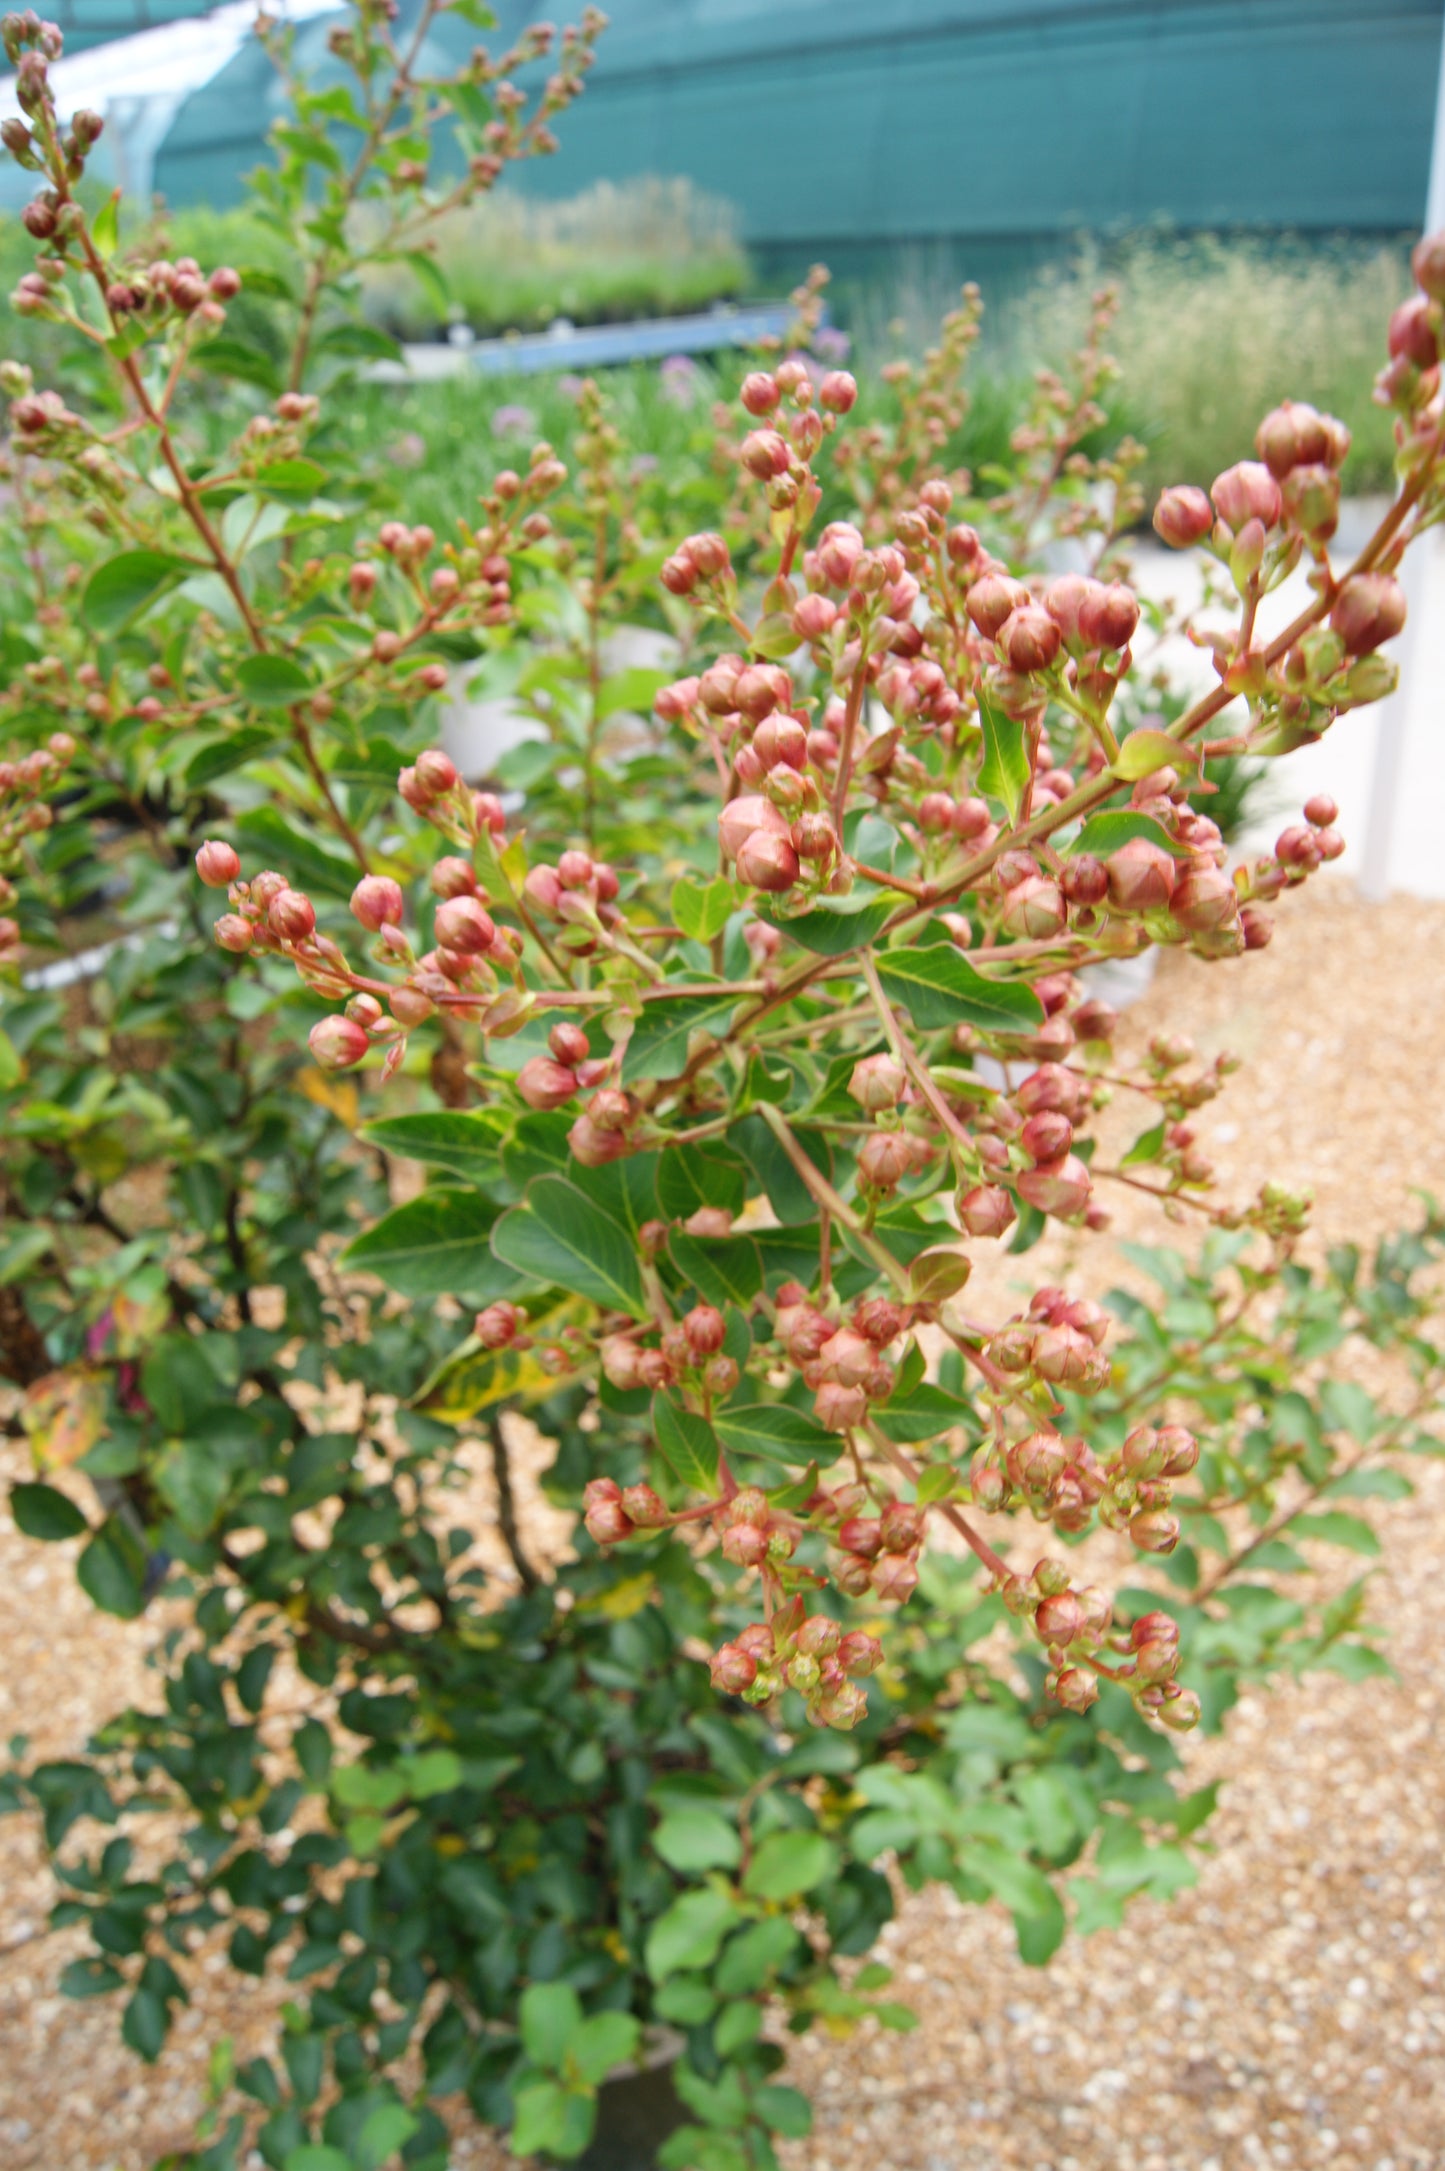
xmin=152 ymin=0 xmax=1443 ymax=253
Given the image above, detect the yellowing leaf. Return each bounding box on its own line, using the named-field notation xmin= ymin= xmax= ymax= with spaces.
xmin=577 ymin=1571 xmax=655 ymax=1621
xmin=22 ymin=1368 xmax=107 ymax=1470
xmin=297 ymin=1068 xmax=360 ymax=1128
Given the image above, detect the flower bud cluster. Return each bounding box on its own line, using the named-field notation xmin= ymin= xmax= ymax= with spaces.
xmin=710 ymin=1604 xmax=881 ymax=1731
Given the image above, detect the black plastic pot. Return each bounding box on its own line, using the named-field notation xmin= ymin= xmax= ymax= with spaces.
xmin=576 ymin=2060 xmax=685 ymax=2171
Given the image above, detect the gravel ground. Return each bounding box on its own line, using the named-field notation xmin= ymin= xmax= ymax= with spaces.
xmin=3 ymin=877 xmax=1444 ymax=2171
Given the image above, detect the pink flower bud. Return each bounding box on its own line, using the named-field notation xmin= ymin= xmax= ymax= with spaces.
xmin=998 ymin=605 xmax=1061 ymax=673
xmin=819 ymin=369 xmax=857 ymax=413
xmin=1008 ymin=1432 xmax=1067 ymax=1489
xmin=584 ymin=1482 xmax=634 ymax=1546
xmin=1412 ymin=228 xmax=1445 ymax=300
xmin=660 ymin=552 xmax=697 ymax=597
xmin=718 ymin=792 xmax=788 ymax=860
xmin=838 ymin=1514 xmax=882 ymax=1560
xmin=848 ymin=1053 xmax=906 ymax=1112
xmin=1210 ymin=461 xmax=1281 ymax=531
xmin=735 ymin=828 xmax=799 ymax=892
xmin=1077 ymin=581 xmax=1140 ymax=652
xmin=792 ymin=592 xmax=838 ymax=641
xmin=1129 ymin=1508 xmax=1181 ymax=1555
xmin=620 ymin=1483 xmax=668 ymax=1529
xmin=195 ymin=839 xmax=240 ymax=888
xmin=1016 ymin=1154 xmax=1092 ymax=1218
xmin=475 ymin=1301 xmax=521 ymax=1348
xmin=857 ymin=1131 xmax=918 ymax=1192
xmin=1156 ymin=1685 xmax=1201 ymax=1733
xmin=516 ymin=1056 xmax=578 ymax=1110
xmin=1042 ymin=573 xmax=1099 ymax=647
xmin=814 ymin=1381 xmax=868 ymax=1431
xmin=837 ymin=1629 xmax=883 ymax=1677
xmin=752 ymin=712 xmax=808 ymax=769
xmin=1021 ymin=1111 xmax=1072 ymax=1163
xmin=568 ymin=1114 xmax=631 ymax=1167
xmin=966 ymin=574 xmax=1030 ymax=639
xmin=1153 ymin=484 xmax=1214 ymax=548
xmin=1106 ymin=836 xmax=1176 ymax=912
xmin=430 ymin=857 xmax=477 ymax=901
xmin=1330 ymin=572 xmax=1407 ymax=655
xmin=1053 ymin=1666 xmax=1099 ymax=1713
xmin=817 ymin=521 xmax=864 ymax=586
xmin=740 ymin=371 xmax=780 ymax=415
xmin=435 ymin=896 xmax=496 ymax=953
xmin=213 ymin=913 xmax=254 ymax=953
xmin=818 ymin=1329 xmax=877 ymax=1389
xmin=1001 ymin=877 xmax=1066 ymax=939
xmin=1171 ymin=863 xmax=1237 ymax=933
xmin=351 ymin=875 xmax=404 ymax=930
xmin=1256 ymin=398 xmax=1333 ymax=480
xmin=523 ymin=866 xmax=563 ymax=916
xmin=870 ymin=1551 xmax=919 ymax=1602
xmin=879 ymin=1501 xmax=923 ymax=1553
xmin=415 ymin=748 xmax=458 ymax=796
xmin=710 ymin=1641 xmax=759 ymax=1693
xmin=957 ymin=1184 xmax=1016 ymax=1238
xmin=269 ymin=888 xmax=316 ymax=941
xmin=543 ymin=1023 xmax=586 ymax=1068
xmin=309 ymin=1015 xmax=370 ymax=1070
xmin=740 ymin=429 xmax=790 ymax=479
xmin=1035 ymin=1591 xmax=1084 ymax=1646
xmin=390 ymin=986 xmax=435 ymax=1026
xmin=676 ymin=536 xmax=728 ymax=587
xmin=683 ymin=1304 xmax=726 ymax=1358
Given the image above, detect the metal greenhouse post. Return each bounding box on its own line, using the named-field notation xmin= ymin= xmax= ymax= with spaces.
xmin=1359 ymin=1 xmax=1445 ymax=899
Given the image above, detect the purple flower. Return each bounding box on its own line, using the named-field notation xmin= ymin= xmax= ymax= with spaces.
xmin=813 ymin=325 xmax=852 ymax=364
xmin=660 ymin=353 xmax=702 ymax=407
xmin=492 ymin=402 xmax=536 ymax=439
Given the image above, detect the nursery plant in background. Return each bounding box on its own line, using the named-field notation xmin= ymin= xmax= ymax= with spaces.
xmin=2 ymin=7 xmax=1445 ymax=2169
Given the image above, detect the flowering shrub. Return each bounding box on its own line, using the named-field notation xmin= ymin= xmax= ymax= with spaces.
xmin=3 ymin=7 xmax=1445 ymax=2167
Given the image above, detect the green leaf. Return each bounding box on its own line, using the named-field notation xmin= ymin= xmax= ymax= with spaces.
xmin=77 ymin=1517 xmax=147 ymax=1619
xmin=976 ymin=694 xmax=1030 ymax=820
xmin=876 ymin=944 xmax=1044 ymax=1034
xmin=742 ymin=1829 xmax=836 ymax=1900
xmin=121 ymin=1986 xmax=169 ymax=2061
xmin=655 ymin=1143 xmax=747 ymax=1224
xmin=671 ymin=877 xmax=737 ymax=944
xmin=341 ymin=1190 xmax=506 ymax=1301
xmin=91 ymin=189 xmax=121 ymax=255
xmin=870 ymin=1382 xmax=974 ymax=1444
xmin=622 ymin=994 xmax=737 ymax=1086
xmin=652 ymin=1809 xmax=742 ymax=1874
xmin=1295 ymin=1510 xmax=1381 ymax=1556
xmin=356 ymin=2105 xmax=419 ymax=2170
xmin=491 ymin=1177 xmax=646 ymax=1316
xmin=509 ymin=2081 xmax=575 ymax=2160
xmin=1122 ymin=1121 xmax=1167 ymax=1168
xmin=283 ymin=2151 xmax=355 ymax=2171
xmin=360 ymin=1110 xmax=506 ymax=1187
xmin=10 ymin=1481 xmax=88 ymax=1541
xmin=668 ymin=1231 xmax=763 ymax=1310
xmin=1013 ymin=1885 xmax=1067 ymax=1966
xmin=520 ymin=1980 xmax=583 ymax=2070
xmin=645 ymin=1886 xmax=739 ymax=1981
xmin=730 ymin=1113 xmax=831 ymax=1227
xmin=753 ymin=2085 xmax=813 ymax=2139
xmin=0 ymin=1027 xmax=21 ymax=1091
xmin=1112 ymin=728 xmax=1181 ymax=780
xmin=233 ymin=653 xmax=313 ymax=707
xmin=568 ymin=2009 xmax=641 ymax=2087
xmin=713 ymin=1403 xmax=841 ymax=1471
xmin=653 ymin=1394 xmax=721 ymax=1492
xmin=184 ymin=726 xmax=282 ymax=786
xmin=914 ymin=1463 xmax=960 ymax=1505
xmin=761 ymin=897 xmax=895 ymax=956
xmin=81 ymin=550 xmax=188 ymax=634
xmin=1069 ymin=809 xmax=1189 ymax=858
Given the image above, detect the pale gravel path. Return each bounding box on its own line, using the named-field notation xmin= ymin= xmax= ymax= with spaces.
xmin=2 ymin=878 xmax=1443 ymax=2170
